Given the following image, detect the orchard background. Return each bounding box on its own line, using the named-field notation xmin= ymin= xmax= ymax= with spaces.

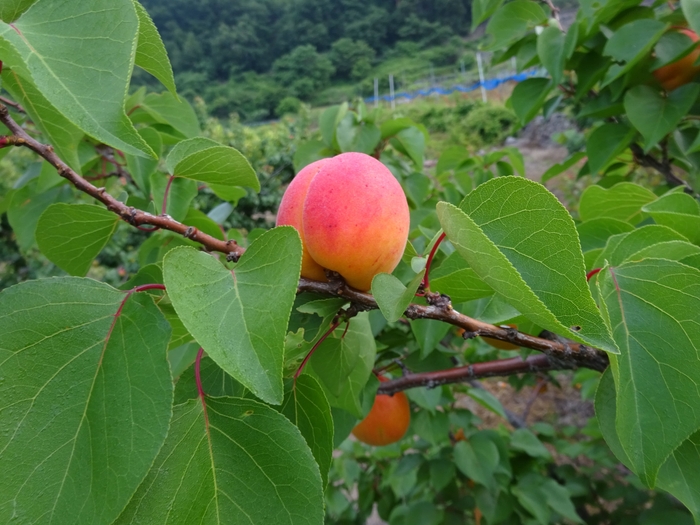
xmin=1 ymin=0 xmax=700 ymax=524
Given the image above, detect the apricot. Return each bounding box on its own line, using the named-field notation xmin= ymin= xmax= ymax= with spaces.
xmin=653 ymin=28 xmax=700 ymax=91
xmin=276 ymin=152 xmax=410 ymax=291
xmin=352 ymin=376 xmax=411 ymax=446
xmin=482 ymin=324 xmax=520 ymax=350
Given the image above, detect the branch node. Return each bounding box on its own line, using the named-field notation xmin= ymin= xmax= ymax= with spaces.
xmin=226 ymin=252 xmax=241 ymax=263
xmin=183 ymin=226 xmax=198 ymax=239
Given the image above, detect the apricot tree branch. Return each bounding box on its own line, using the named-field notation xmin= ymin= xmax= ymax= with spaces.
xmin=0 ymin=102 xmax=245 ymax=261
xmin=297 ymin=278 xmax=610 ymax=394
xmin=541 ymin=0 xmax=562 ymax=30
xmin=630 ymin=142 xmax=696 ymax=195
xmin=0 ymin=95 xmax=24 ymax=113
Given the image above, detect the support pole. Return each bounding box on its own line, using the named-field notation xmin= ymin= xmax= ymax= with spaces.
xmin=389 ymin=74 xmax=395 ymax=110
xmin=374 ymin=77 xmax=379 ymax=108
xmin=477 ymin=52 xmax=487 ymax=103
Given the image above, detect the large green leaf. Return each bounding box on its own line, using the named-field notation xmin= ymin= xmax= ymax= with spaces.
xmin=307 ymin=312 xmax=376 ymax=418
xmin=682 ymin=0 xmax=700 ymax=36
xmin=116 ymin=397 xmax=324 ymax=525
xmin=510 ymin=78 xmax=552 ymax=124
xmin=0 ymin=0 xmax=154 ymax=157
xmin=137 ymin=92 xmax=200 ymax=138
xmin=165 ymin=137 xmax=220 ymax=173
xmin=437 ymin=177 xmax=617 ymax=353
xmin=593 ymin=225 xmax=689 ymax=268
xmin=578 ymin=182 xmax=656 ymax=224
xmin=625 ymin=84 xmax=700 ymax=151
xmin=172 ymin=145 xmax=260 ymax=193
xmin=599 ymin=260 xmax=700 ymax=485
xmin=602 ymin=19 xmax=668 ymax=86
xmin=485 ymin=0 xmax=547 ymax=50
xmin=163 ymin=227 xmax=302 ymax=405
xmin=642 ymin=192 xmax=700 ymax=245
xmin=576 ymin=218 xmax=634 ymax=252
xmin=0 ymin=0 xmax=36 ymax=22
xmin=36 ymin=203 xmax=120 ymax=276
xmin=133 ymin=0 xmax=176 ymax=96
xmin=537 ymin=26 xmax=567 ymax=85
xmin=279 ymin=376 xmax=334 ymax=487
xmin=629 ymin=241 xmax=700 ymax=270
xmin=0 ymin=278 xmax=172 ymax=525
xmin=472 ymin=0 xmax=504 ymax=29
xmin=1 ymin=68 xmax=83 ymax=171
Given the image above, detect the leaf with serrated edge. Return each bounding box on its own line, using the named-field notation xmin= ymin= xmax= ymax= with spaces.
xmin=593 ymin=225 xmax=688 ymax=269
xmin=163 ymin=227 xmax=302 ymax=404
xmin=173 ymin=146 xmax=260 ymax=192
xmin=642 ymin=192 xmax=700 ymax=245
xmin=133 ymin=0 xmax=176 ymax=96
xmin=115 ymin=397 xmax=323 ymax=525
xmin=0 ymin=0 xmax=154 ymax=157
xmin=279 ymin=376 xmax=334 ymax=486
xmin=437 ymin=178 xmax=617 ymax=353
xmin=599 ymin=259 xmax=700 ymax=486
xmin=36 ymin=203 xmax=119 ymax=276
xmin=0 ymin=277 xmax=172 ymax=525
xmin=579 ymin=182 xmax=656 ymax=224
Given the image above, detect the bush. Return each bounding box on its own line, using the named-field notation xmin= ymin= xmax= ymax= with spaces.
xmin=275 ymin=96 xmax=303 ymax=117
xmin=460 ymin=104 xmax=517 ymax=147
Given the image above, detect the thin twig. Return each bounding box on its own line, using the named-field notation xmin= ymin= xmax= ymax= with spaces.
xmin=0 ymin=103 xmax=246 ymax=261
xmin=630 ymin=142 xmax=696 ymax=195
xmin=0 ymin=95 xmax=24 ymax=114
xmin=541 ymin=0 xmax=562 ymax=30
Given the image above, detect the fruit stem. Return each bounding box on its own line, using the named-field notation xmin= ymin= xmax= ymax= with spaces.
xmin=422 ymin=231 xmax=446 ymax=292
xmin=195 ymin=346 xmax=205 ymax=399
xmin=294 ymin=320 xmax=340 ymax=382
xmin=586 ymin=268 xmax=601 ymax=281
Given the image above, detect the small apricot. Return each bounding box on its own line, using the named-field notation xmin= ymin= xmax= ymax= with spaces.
xmin=352 ymin=376 xmax=411 ymax=446
xmin=653 ymin=28 xmax=700 ymax=92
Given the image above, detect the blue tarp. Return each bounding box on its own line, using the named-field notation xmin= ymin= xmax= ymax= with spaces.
xmin=365 ymin=70 xmax=538 ymax=103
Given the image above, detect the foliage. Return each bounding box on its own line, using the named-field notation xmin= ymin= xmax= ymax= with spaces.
xmin=0 ymin=1 xmax=700 ymax=524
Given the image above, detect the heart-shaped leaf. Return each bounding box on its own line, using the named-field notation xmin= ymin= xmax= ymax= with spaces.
xmin=164 ymin=227 xmax=302 ymax=404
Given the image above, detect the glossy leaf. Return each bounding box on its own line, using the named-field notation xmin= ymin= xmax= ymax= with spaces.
xmin=0 ymin=0 xmax=154 ymax=157
xmin=578 ymin=182 xmax=656 ymax=224
xmin=586 ymin=123 xmax=635 ymax=175
xmin=642 ymin=192 xmax=700 ymax=245
xmin=0 ymin=278 xmax=172 ymax=525
xmin=133 ymin=0 xmax=176 ymax=96
xmin=438 ymin=178 xmax=617 ymax=353
xmin=116 ymin=397 xmax=324 ymax=525
xmin=36 ymin=203 xmax=120 ymax=276
xmin=172 ymin=145 xmax=260 ymax=192
xmin=599 ymin=260 xmax=700 ymax=485
xmin=163 ymin=227 xmax=302 ymax=405
xmin=279 ymin=376 xmax=334 ymax=486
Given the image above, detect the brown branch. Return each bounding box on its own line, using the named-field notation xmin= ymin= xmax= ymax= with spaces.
xmin=0 ymin=103 xmax=245 ymax=261
xmin=298 ymin=278 xmax=610 ymax=394
xmin=630 ymin=142 xmax=696 ymax=195
xmin=0 ymin=95 xmax=24 ymax=114
xmin=541 ymin=0 xmax=562 ymax=30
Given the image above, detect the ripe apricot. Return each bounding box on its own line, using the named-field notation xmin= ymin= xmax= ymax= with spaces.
xmin=276 ymin=152 xmax=410 ymax=291
xmin=482 ymin=324 xmax=520 ymax=350
xmin=653 ymin=28 xmax=700 ymax=91
xmin=352 ymin=376 xmax=411 ymax=446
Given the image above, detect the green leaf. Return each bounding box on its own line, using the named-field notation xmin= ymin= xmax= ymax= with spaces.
xmin=336 ymin=116 xmax=381 ymax=155
xmin=629 ymin=241 xmax=700 ymax=270
xmin=133 ymin=0 xmax=176 ymax=96
xmin=7 ymin=183 xmax=71 ymax=251
xmin=466 ymin=387 xmax=507 ymax=420
xmin=653 ymin=30 xmax=699 ymax=69
xmin=150 ymin=174 xmax=197 ymax=222
xmin=172 ymin=145 xmax=260 ymax=193
xmin=391 ymin=127 xmax=425 ymax=167
xmin=319 ymin=103 xmax=348 ymax=148
xmin=116 ymin=397 xmax=323 ymax=525
xmin=0 ymin=278 xmax=172 ymax=525
xmin=577 ymin=218 xmax=634 ymax=252
xmin=0 ymin=0 xmax=155 ymax=157
xmin=454 ymin=432 xmax=500 ymax=490
xmin=578 ymin=182 xmax=656 ymax=224
xmin=437 ymin=178 xmax=617 ymax=353
xmin=411 ymin=319 xmax=452 ymax=359
xmin=625 ymin=84 xmax=700 ymax=151
xmin=586 ymin=123 xmax=635 ymax=175
xmin=430 ymin=252 xmax=494 ymax=303
xmin=510 ymin=78 xmax=552 ymax=124
xmin=542 ymin=479 xmax=584 ymax=524
xmin=541 ymin=152 xmax=585 ymax=183
xmin=279 ymin=376 xmax=333 ymax=486
xmin=1 ymin=68 xmax=83 ymax=172
xmin=642 ymin=192 xmax=700 ymax=245
xmin=163 ymin=227 xmax=302 ymax=405
xmin=485 ymin=0 xmax=548 ymax=50
xmin=599 ymin=260 xmax=700 ymax=485
xmin=183 ymin=207 xmax=224 ymax=241
xmin=124 ymin=126 xmax=162 ymax=194
xmin=293 ymin=140 xmax=331 ymax=172
xmin=512 ymin=477 xmax=550 ymax=525
xmin=510 ymin=429 xmax=551 ymax=459
xmin=35 ymin=203 xmax=120 ymax=276
xmin=602 ymin=19 xmax=668 ymax=85
xmin=307 ymin=312 xmax=376 ymax=418
xmin=594 ymin=225 xmax=688 ymax=268
xmin=0 ymin=0 xmax=36 ymax=22
xmin=138 ymin=92 xmax=200 ymax=138
xmin=682 ymin=0 xmax=700 ymax=37
xmin=595 ymin=368 xmax=633 ymax=467
xmin=372 ymin=270 xmax=425 ymax=323
xmin=173 ymin=356 xmax=247 ymax=404
xmin=165 ymin=137 xmax=219 ymax=173
xmin=537 ymin=26 xmax=566 ymax=85
xmin=472 ymin=0 xmax=504 ymax=29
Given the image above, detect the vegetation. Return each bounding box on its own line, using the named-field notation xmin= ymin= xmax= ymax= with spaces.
xmin=0 ymin=1 xmax=700 ymax=525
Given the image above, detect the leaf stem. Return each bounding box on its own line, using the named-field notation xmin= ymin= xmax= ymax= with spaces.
xmin=294 ymin=320 xmax=340 ymax=381
xmin=195 ymin=347 xmax=206 ymax=399
xmin=162 ymin=175 xmax=175 ymax=216
xmin=422 ymin=231 xmax=446 ymax=292
xmin=586 ymin=268 xmax=601 ymax=281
